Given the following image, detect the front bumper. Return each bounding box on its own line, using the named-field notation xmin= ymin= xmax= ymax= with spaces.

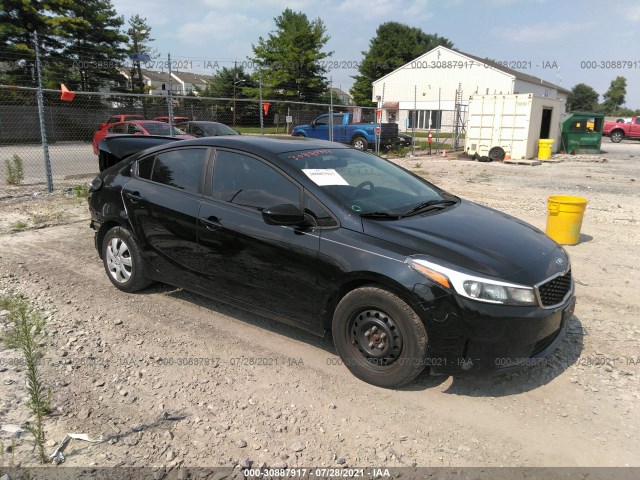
xmin=415 ymin=287 xmax=576 ymax=376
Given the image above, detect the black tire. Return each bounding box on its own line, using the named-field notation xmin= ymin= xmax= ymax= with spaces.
xmin=610 ymin=130 xmax=623 ymax=143
xmin=351 ymin=136 xmax=368 ymax=150
xmin=102 ymin=226 xmax=150 ymax=292
xmin=332 ymin=286 xmax=428 ymax=388
xmin=488 ymin=146 xmax=506 ymax=161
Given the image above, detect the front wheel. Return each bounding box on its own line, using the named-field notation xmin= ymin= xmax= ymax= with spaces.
xmin=102 ymin=226 xmax=150 ymax=292
xmin=610 ymin=131 xmax=623 ymax=143
xmin=351 ymin=136 xmax=368 ymax=150
xmin=332 ymin=286 xmax=428 ymax=388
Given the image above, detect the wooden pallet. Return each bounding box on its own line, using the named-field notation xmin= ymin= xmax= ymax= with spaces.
xmin=503 ymin=159 xmax=542 ymax=166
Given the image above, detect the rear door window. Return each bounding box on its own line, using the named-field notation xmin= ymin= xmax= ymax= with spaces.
xmin=137 ymin=148 xmax=208 ymax=193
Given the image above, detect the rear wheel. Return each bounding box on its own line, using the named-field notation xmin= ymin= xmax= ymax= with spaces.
xmin=351 ymin=136 xmax=368 ymax=150
xmin=102 ymin=226 xmax=150 ymax=292
xmin=332 ymin=286 xmax=428 ymax=388
xmin=610 ymin=130 xmax=623 ymax=143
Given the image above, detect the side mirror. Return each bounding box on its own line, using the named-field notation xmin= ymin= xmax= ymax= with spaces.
xmin=262 ymin=204 xmax=306 ymax=226
xmin=310 ymin=120 xmax=316 ymax=127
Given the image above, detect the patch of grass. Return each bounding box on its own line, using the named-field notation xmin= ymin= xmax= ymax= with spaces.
xmin=235 ymin=126 xmax=280 ymax=135
xmin=4 ymin=154 xmax=24 ymax=185
xmin=414 ymin=162 xmax=422 ymax=169
xmin=468 ymin=171 xmax=494 ymax=184
xmin=73 ymin=183 xmax=89 ymax=198
xmin=1 ymin=295 xmax=50 ymax=463
xmin=31 ymin=210 xmax=67 ymax=225
xmin=13 ymin=221 xmax=28 ymax=230
xmin=412 ymin=169 xmax=430 ymax=178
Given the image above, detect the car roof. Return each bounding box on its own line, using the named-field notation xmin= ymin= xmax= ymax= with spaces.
xmin=120 ymin=120 xmax=168 ymax=125
xmin=178 ymin=121 xmax=225 ymax=125
xmin=169 ymin=135 xmax=348 ymax=155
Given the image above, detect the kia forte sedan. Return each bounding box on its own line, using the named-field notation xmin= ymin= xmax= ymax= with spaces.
xmin=88 ymin=136 xmax=575 ymax=388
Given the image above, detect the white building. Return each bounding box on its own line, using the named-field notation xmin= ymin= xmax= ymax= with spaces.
xmin=372 ymin=46 xmax=570 ymax=132
xmin=118 ymin=69 xmax=214 ymax=96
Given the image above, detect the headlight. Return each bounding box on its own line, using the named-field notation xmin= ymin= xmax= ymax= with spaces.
xmin=406 ymin=256 xmax=537 ymax=306
xmin=88 ymin=176 xmax=103 ymax=193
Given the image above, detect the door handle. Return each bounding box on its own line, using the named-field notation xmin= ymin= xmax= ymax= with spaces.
xmin=125 ymin=191 xmax=142 ymax=203
xmin=199 ymin=216 xmax=222 ymax=231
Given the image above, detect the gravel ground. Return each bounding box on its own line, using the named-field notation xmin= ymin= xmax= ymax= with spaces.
xmin=0 ymin=141 xmax=638 ymax=474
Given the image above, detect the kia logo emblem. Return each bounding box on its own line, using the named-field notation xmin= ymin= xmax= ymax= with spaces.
xmin=555 ymin=258 xmax=564 ymax=265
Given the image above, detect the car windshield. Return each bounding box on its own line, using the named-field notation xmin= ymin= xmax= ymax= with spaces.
xmin=142 ymin=123 xmax=186 ymax=135
xmin=279 ymin=148 xmax=455 ymax=216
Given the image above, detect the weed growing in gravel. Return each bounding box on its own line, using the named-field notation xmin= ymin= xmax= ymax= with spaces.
xmin=4 ymin=154 xmax=24 ymax=185
xmin=13 ymin=221 xmax=27 ymax=230
xmin=73 ymin=184 xmax=89 ymax=198
xmin=414 ymin=162 xmax=422 ymax=168
xmin=0 ymin=295 xmax=50 ymax=463
xmin=0 ymin=438 xmax=17 ymax=468
xmin=31 ymin=210 xmax=67 ymax=225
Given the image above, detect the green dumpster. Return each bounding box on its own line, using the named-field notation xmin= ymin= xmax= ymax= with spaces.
xmin=560 ymin=112 xmax=604 ymax=154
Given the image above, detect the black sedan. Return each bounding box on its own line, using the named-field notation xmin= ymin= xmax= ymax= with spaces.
xmin=176 ymin=121 xmax=240 ymax=138
xmin=88 ymin=136 xmax=575 ymax=388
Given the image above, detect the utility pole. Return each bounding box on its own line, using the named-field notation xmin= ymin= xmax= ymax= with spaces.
xmin=128 ymin=26 xmax=147 ymax=118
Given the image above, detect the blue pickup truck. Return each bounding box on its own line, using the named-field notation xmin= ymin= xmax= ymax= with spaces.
xmin=292 ymin=113 xmax=399 ymax=150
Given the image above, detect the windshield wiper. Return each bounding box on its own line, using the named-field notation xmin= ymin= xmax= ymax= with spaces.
xmin=404 ymin=199 xmax=457 ymax=215
xmin=359 ymin=211 xmax=403 ymax=220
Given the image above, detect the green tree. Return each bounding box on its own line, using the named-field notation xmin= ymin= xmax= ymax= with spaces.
xmin=567 ymin=83 xmax=599 ymax=112
xmin=62 ymin=0 xmax=129 ymax=92
xmin=126 ymin=15 xmax=155 ymax=94
xmin=201 ymin=65 xmax=257 ymax=126
xmin=251 ymin=9 xmax=332 ymax=103
xmin=350 ymin=22 xmax=453 ymax=105
xmin=602 ymin=76 xmax=627 ymax=114
xmin=0 ymin=0 xmax=85 ymax=86
xmin=203 ymin=65 xmax=255 ymax=98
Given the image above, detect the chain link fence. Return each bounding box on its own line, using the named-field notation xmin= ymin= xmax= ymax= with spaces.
xmin=0 ymin=85 xmax=378 ymax=196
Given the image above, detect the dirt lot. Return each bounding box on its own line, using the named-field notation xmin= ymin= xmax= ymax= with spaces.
xmin=0 ymin=141 xmax=639 ymax=474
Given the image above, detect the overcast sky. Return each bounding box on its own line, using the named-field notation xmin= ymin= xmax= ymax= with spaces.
xmin=111 ymin=0 xmax=640 ymax=107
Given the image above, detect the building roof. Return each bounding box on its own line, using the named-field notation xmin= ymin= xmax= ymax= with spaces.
xmin=461 ymin=51 xmax=571 ymax=95
xmin=331 ymin=87 xmax=351 ymax=97
xmin=172 ymin=71 xmax=214 ymax=85
xmin=373 ymin=46 xmax=570 ymax=95
xmin=141 ymin=69 xmax=172 ymax=83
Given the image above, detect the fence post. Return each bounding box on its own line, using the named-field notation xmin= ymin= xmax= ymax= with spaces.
xmin=258 ymin=70 xmax=264 ymax=135
xmin=34 ymin=32 xmax=53 ymax=192
xmin=328 ymin=78 xmax=333 ymax=142
xmin=167 ymin=53 xmax=174 ymax=136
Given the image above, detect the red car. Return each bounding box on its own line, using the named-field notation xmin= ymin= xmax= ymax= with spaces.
xmin=152 ymin=116 xmax=191 ymax=124
xmin=99 ymin=114 xmax=144 ymax=130
xmin=92 ymin=120 xmax=194 ymax=155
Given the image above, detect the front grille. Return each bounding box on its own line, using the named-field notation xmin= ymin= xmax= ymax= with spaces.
xmin=537 ymin=269 xmax=572 ymax=307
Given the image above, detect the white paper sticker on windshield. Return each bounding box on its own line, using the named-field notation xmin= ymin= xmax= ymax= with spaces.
xmin=302 ymin=169 xmax=349 ymax=186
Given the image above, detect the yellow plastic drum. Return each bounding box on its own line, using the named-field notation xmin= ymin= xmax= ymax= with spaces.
xmin=545 ymin=195 xmax=588 ymax=245
xmin=538 ymin=139 xmax=555 ymax=160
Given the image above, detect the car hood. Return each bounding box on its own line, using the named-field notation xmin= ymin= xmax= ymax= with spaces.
xmin=362 ymin=199 xmax=566 ymax=284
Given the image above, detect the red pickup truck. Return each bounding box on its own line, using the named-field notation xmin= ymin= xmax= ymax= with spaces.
xmin=603 ymin=116 xmax=640 ymax=143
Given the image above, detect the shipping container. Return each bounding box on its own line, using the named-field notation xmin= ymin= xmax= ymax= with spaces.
xmin=465 ymin=94 xmax=564 ymax=160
